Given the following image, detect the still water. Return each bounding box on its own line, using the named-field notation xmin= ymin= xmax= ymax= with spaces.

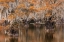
xmin=9 ymin=37 xmax=18 ymax=42
xmin=0 ymin=27 xmax=64 ymax=42
xmin=3 ymin=31 xmax=63 ymax=42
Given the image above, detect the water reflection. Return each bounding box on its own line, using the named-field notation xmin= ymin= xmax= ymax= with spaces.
xmin=45 ymin=34 xmax=53 ymax=42
xmin=1 ymin=24 xmax=63 ymax=42
xmin=10 ymin=37 xmax=18 ymax=42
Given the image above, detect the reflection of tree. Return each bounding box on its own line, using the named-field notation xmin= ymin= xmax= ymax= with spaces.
xmin=10 ymin=37 xmax=18 ymax=42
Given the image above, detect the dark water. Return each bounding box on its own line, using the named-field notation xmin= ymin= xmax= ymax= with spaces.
xmin=10 ymin=37 xmax=18 ymax=42
xmin=0 ymin=25 xmax=63 ymax=42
